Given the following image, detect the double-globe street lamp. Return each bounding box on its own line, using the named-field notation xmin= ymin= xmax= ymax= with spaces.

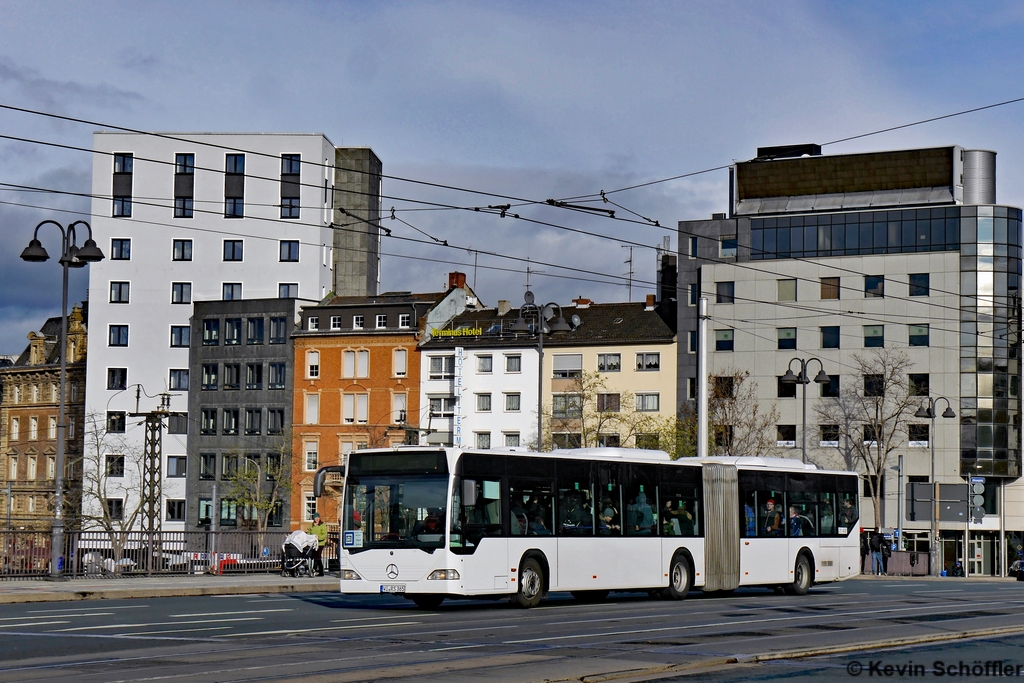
xmin=510 ymin=292 xmax=570 ymax=451
xmin=914 ymin=396 xmax=956 ymax=577
xmin=780 ymin=357 xmax=831 ymax=464
xmin=20 ymin=220 xmax=104 ymax=578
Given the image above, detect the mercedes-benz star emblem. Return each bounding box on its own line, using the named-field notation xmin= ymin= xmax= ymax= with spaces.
xmin=386 ymin=564 xmax=400 ymax=579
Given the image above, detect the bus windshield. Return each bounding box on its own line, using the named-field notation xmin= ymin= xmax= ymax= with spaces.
xmin=344 ymin=474 xmax=449 ymax=551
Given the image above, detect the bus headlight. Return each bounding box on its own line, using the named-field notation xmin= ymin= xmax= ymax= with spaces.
xmin=427 ymin=569 xmax=460 ymax=580
xmin=340 ymin=569 xmax=362 ymax=580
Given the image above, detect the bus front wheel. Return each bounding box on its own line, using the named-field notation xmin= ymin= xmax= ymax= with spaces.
xmin=663 ymin=555 xmax=691 ymax=600
xmin=786 ymin=554 xmax=812 ymax=596
xmin=513 ymin=557 xmax=544 ymax=608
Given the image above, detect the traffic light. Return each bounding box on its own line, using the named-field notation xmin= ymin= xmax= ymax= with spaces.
xmin=971 ymin=480 xmax=986 ymax=523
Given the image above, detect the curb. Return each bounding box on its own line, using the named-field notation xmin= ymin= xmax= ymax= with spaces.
xmin=0 ymin=580 xmax=338 ymax=604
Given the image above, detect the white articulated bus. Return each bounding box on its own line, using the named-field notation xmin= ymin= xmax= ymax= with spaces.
xmin=315 ymin=447 xmax=861 ymax=608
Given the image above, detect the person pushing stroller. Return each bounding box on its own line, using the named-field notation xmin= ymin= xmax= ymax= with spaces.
xmin=309 ymin=512 xmax=328 ymax=577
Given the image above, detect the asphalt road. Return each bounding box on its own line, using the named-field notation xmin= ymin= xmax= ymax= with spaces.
xmin=1 ymin=577 xmax=1023 ymax=682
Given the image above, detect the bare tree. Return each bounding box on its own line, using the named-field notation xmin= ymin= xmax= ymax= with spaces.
xmin=648 ymin=403 xmax=699 ymax=459
xmin=814 ymin=348 xmax=916 ymax=527
xmin=543 ymin=371 xmax=662 ymax=449
xmin=708 ymin=369 xmax=781 ymax=457
xmin=223 ymin=434 xmax=292 ymax=535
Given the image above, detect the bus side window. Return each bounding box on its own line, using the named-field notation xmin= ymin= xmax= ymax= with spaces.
xmin=660 ymin=484 xmax=698 ymax=537
xmin=509 ymin=480 xmax=554 ymax=536
xmin=557 ymin=460 xmax=594 ymax=536
xmin=819 ymin=492 xmax=836 ymax=535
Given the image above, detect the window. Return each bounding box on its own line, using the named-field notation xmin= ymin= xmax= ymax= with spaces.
xmin=106 ymin=411 xmax=126 ymax=433
xmin=909 ymin=273 xmax=930 ymax=297
xmin=114 ymin=153 xmax=133 ymax=174
xmin=261 ymin=319 xmax=284 ymax=346
xmin=777 ymin=425 xmax=796 ymax=447
xmin=909 ymin=424 xmax=929 ymax=447
xmin=113 ymin=197 xmax=132 ymax=217
xmin=280 ymin=153 xmax=301 ymax=175
xmin=777 ymin=376 xmax=797 ymax=398
xmin=713 ymin=376 xmax=735 ymax=398
xmin=777 ymin=279 xmax=797 ymax=301
xmin=597 ymin=393 xmax=620 ymax=412
xmin=308 ymin=316 xmax=319 ymax=331
xmin=305 ymin=394 xmax=320 ymax=424
xmin=820 ymin=277 xmax=840 ymax=300
xmin=269 ymin=363 xmax=286 ymax=389
xmin=305 ymin=495 xmax=318 ymax=522
xmin=820 ymin=375 xmax=840 ymax=398
xmin=169 ymin=369 xmax=189 ymax=391
xmin=688 ymin=236 xmax=698 ymax=258
xmin=597 ymin=353 xmax=620 ymax=372
xmin=8 ymin=418 xmax=17 ymax=441
xmin=394 ymin=394 xmax=408 ymax=423
xmin=223 ymin=283 xmax=242 ymax=300
xmin=223 ymin=364 xmax=240 ymax=390
xmin=28 ymin=417 xmax=37 ymax=440
xmin=476 ymin=432 xmax=491 ymax=449
xmin=170 ymin=325 xmax=190 ymax=347
xmin=110 ymin=238 xmax=131 ymax=260
xmin=224 ymin=318 xmax=241 ymax=345
xmin=109 ymin=281 xmax=130 ymax=303
xmin=200 ymin=453 xmax=216 ymax=479
xmin=865 ymin=275 xmax=884 ymax=298
xmin=108 ymin=325 xmax=129 ymax=347
xmin=505 ymin=433 xmax=520 ymax=447
xmin=279 ymin=283 xmax=298 ymax=298
xmin=342 ymin=349 xmax=369 ymax=377
xmin=716 ymin=281 xmax=735 ymax=304
xmin=429 ymin=396 xmax=457 ymax=416
xmin=864 ymin=374 xmax=884 ymax=397
xmin=376 ymin=314 xmax=387 ymax=329
xmin=821 ymin=326 xmax=840 ymax=349
xmin=246 ymin=318 xmax=264 ymax=344
xmin=505 ymin=355 xmax=522 ymax=373
xmin=394 ymin=349 xmax=407 ymax=377
xmin=220 ymin=499 xmax=238 ymax=525
xmin=636 ymin=352 xmax=660 ymax=371
xmin=226 ymin=154 xmax=245 ymax=174
xmin=476 ymin=393 xmax=492 ymax=412
xmin=715 ymin=329 xmax=734 ymax=351
xmin=202 ymin=319 xmax=220 ymax=345
xmin=246 ymin=363 xmax=263 ymax=390
xmin=245 ymin=408 xmax=261 ymax=435
xmin=106 ymin=499 xmax=125 ymax=521
xmin=304 ymin=441 xmax=319 ymax=471
xmin=720 ymin=236 xmax=737 ymax=258
xmin=689 ymin=283 xmax=699 ymax=306
xmin=429 ymin=355 xmax=455 ymax=379
xmin=819 ymin=424 xmax=839 ymax=447
xmin=222 ymin=454 xmax=239 ymax=479
xmin=306 ymin=350 xmax=320 ymax=378
xmin=267 ymin=408 xmax=285 ymax=434
xmin=223 ymin=240 xmax=243 ymax=261
xmin=909 ymin=324 xmax=930 ymax=347
xmin=909 ymin=373 xmax=930 ymax=397
xmin=324 ymin=315 xmax=339 ymax=330
xmin=166 ymin=500 xmax=186 ymax=521
xmin=222 ymin=409 xmax=239 ymax=435
xmin=107 ymin=368 xmax=127 ymax=390
xmin=172 ymin=239 xmax=192 ymax=261
xmin=281 ymin=197 xmax=300 ymax=219
xmin=167 ymin=456 xmax=187 ymax=477
xmin=597 ymin=434 xmax=621 ymax=448
xmin=505 ymin=393 xmax=521 ymax=412
xmin=399 ymin=313 xmax=411 ymax=328
xmin=200 ymin=410 xmax=217 ymax=435
xmin=168 ymin=414 xmax=187 ymax=434
xmin=636 ymin=393 xmax=660 ymax=412
xmin=864 ymin=325 xmax=884 ymax=348
xmin=174 ymin=197 xmax=193 ymax=218
xmin=477 ymin=355 xmax=493 ymax=373
xmin=352 ymin=315 xmax=364 ymax=330
xmin=552 ymin=394 xmax=583 ymax=418
xmin=47 ymin=417 xmax=56 ymax=440
xmin=175 ymin=153 xmax=194 ymax=174
xmin=280 ymin=240 xmax=299 ymax=261
xmin=553 ymin=354 xmax=583 ymax=378
xmin=777 ymin=327 xmax=796 ymax=350
xmin=105 ymin=454 xmax=125 ymax=477
xmin=171 ymin=282 xmax=191 ymax=304
xmin=688 ymin=330 xmax=697 ymax=353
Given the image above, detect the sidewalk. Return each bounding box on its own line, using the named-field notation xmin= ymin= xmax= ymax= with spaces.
xmin=0 ymin=573 xmax=338 ymax=604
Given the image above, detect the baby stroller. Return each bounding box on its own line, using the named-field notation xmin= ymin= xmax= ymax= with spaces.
xmin=281 ymin=530 xmax=318 ymax=577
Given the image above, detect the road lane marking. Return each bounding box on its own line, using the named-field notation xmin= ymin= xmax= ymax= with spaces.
xmin=53 ymin=617 xmax=264 ymax=632
xmin=433 ymin=625 xmax=519 ymax=634
xmin=168 ymin=609 xmax=293 ymax=617
xmin=0 ymin=620 xmax=70 ymax=629
xmin=0 ymin=613 xmax=114 ymax=621
xmin=330 ymin=615 xmax=440 ymax=623
xmin=912 ymin=589 xmax=963 ymax=593
xmin=431 ymin=644 xmax=486 ymax=651
xmin=26 ymin=605 xmax=148 ymax=613
xmin=124 ymin=626 xmax=235 ymax=636
xmin=219 ymin=620 xmax=422 ymax=637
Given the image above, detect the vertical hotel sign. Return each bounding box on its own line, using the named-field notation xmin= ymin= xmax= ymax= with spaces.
xmin=453 ymin=346 xmax=464 ymax=447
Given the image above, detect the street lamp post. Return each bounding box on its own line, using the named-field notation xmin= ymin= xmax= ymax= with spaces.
xmin=510 ymin=292 xmax=570 ymax=451
xmin=20 ymin=220 xmax=104 ymax=578
xmin=914 ymin=397 xmax=956 ymax=577
xmin=780 ymin=357 xmax=831 ymax=464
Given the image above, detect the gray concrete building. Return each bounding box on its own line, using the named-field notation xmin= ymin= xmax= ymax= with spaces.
xmin=333 ymin=148 xmax=382 ymax=297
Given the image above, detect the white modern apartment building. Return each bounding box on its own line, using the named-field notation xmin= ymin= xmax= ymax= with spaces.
xmin=85 ymin=132 xmax=381 ymax=530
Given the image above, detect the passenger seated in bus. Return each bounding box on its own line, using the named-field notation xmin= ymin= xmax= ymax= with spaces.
xmin=510 ymin=501 xmax=528 ymax=536
xmin=663 ymin=500 xmax=694 ymax=536
xmin=599 ymin=497 xmax=620 ymax=534
xmin=529 ymin=515 xmax=551 ymax=535
xmin=763 ymin=499 xmax=783 ymax=537
xmin=838 ymin=498 xmax=858 ymax=528
xmin=628 ymin=492 xmax=655 ymax=535
xmin=560 ymin=492 xmax=588 ymax=532
xmin=414 ymin=509 xmax=444 ymax=538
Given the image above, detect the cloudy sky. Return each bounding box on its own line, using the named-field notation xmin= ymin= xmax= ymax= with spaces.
xmin=1 ymin=1 xmax=1023 ymax=353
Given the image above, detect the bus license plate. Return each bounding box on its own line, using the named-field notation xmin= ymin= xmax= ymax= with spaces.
xmin=380 ymin=584 xmax=406 ymax=594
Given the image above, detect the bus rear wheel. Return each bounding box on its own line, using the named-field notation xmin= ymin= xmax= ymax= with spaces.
xmin=411 ymin=595 xmax=445 ymax=609
xmin=513 ymin=557 xmax=544 ymax=608
xmin=663 ymin=555 xmax=691 ymax=600
xmin=785 ymin=554 xmax=812 ymax=596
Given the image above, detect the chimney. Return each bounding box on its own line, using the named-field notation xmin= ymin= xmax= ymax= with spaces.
xmin=645 ymin=294 xmax=656 ymax=310
xmin=448 ymin=271 xmax=467 ymax=289
xmin=497 ymin=300 xmax=511 ymax=316
xmin=572 ymin=297 xmax=592 ymax=308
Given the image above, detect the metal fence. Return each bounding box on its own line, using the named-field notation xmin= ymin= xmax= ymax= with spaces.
xmin=0 ymin=529 xmax=339 ymax=580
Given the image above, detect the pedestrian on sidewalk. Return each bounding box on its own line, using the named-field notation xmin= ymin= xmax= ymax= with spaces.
xmin=869 ymin=530 xmax=885 ymax=575
xmin=309 ymin=513 xmax=328 ymax=577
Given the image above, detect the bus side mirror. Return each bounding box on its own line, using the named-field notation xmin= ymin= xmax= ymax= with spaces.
xmin=463 ymin=479 xmax=477 ymax=507
xmin=313 ymin=465 xmax=345 ymax=497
